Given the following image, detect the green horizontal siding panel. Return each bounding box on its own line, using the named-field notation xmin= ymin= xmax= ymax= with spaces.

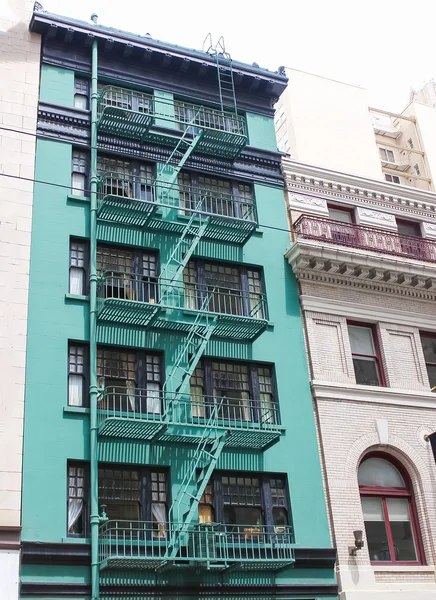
xmin=39 ymin=64 xmax=75 ymax=107
xmin=20 ymin=564 xmax=90 ymax=583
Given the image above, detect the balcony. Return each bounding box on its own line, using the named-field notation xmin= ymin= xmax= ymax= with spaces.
xmin=380 ymin=156 xmax=410 ymax=172
xmin=97 ymin=387 xmax=283 ymax=449
xmin=99 ymin=520 xmax=294 ymax=572
xmin=97 ymin=274 xmax=269 ymax=341
xmin=372 ymin=121 xmax=402 ymax=139
xmin=97 ymin=86 xmax=248 ymax=159
xmin=97 ymin=173 xmax=258 ymax=244
xmin=287 ymin=215 xmax=436 ymax=297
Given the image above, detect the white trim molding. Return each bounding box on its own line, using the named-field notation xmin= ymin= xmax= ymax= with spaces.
xmin=311 ymin=380 xmax=436 ymax=410
xmin=286 ymin=239 xmax=436 ymax=300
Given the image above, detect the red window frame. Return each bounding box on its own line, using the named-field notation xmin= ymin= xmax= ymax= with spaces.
xmin=359 ymin=452 xmax=425 ymax=565
xmin=347 ymin=321 xmax=386 ymax=387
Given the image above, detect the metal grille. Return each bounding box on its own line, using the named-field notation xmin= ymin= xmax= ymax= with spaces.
xmin=97 ymin=246 xmax=133 ymax=274
xmin=98 ymin=84 xmax=152 ymax=113
xmin=222 ymin=476 xmax=262 ymax=506
xmin=98 ymin=468 xmax=140 ymax=501
xmin=69 ymin=345 xmax=85 ymax=375
xmin=97 ymin=349 xmax=135 ymax=380
xmin=212 ymin=361 xmax=249 ymax=391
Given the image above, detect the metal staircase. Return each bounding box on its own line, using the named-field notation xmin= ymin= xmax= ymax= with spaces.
xmin=166 ymin=405 xmax=228 ymax=559
xmin=157 ymin=126 xmax=203 ymax=188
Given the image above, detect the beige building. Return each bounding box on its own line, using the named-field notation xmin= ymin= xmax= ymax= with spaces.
xmin=0 ymin=0 xmax=40 ymax=596
xmin=284 ymin=156 xmax=436 ymax=599
xmin=276 ymin=69 xmax=436 ymax=191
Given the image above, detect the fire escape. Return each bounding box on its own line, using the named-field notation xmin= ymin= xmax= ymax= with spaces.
xmin=90 ymin=35 xmax=292 ymax=587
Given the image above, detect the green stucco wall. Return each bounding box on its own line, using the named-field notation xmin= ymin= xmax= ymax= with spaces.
xmin=39 ymin=65 xmax=75 ymax=107
xmin=246 ymin=112 xmax=278 ymax=151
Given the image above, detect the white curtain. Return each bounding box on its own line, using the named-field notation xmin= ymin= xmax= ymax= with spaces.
xmin=152 ymin=502 xmax=167 ymax=538
xmin=68 ymin=498 xmax=83 ymax=533
xmin=68 ymin=374 xmax=83 ymax=407
xmin=147 ymin=383 xmax=161 ymax=414
xmin=126 ymin=380 xmax=136 ymax=412
xmin=69 ymin=267 xmax=84 ymax=295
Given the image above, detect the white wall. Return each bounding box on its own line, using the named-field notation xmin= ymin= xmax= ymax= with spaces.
xmin=404 ymin=102 xmax=436 ymax=190
xmin=277 ymin=68 xmax=383 ymax=180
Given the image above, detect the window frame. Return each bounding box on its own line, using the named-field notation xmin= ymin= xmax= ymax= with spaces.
xmin=327 ymin=203 xmax=355 ymax=223
xmin=67 ymin=461 xmax=89 ymax=538
xmin=69 ymin=237 xmax=89 ymax=296
xmin=74 ymin=77 xmax=90 ymax=110
xmin=347 ymin=321 xmax=385 ymax=387
xmin=199 ymin=471 xmax=291 ymax=534
xmin=379 ymin=147 xmax=395 ymax=163
xmin=396 ymin=218 xmax=422 ymax=238
xmin=71 ymin=150 xmax=89 ymax=197
xmin=359 ymin=452 xmax=425 ymax=566
xmin=419 ymin=331 xmax=436 ymax=391
xmin=68 ymin=342 xmax=89 ymax=408
xmin=384 ymin=174 xmax=400 ymax=184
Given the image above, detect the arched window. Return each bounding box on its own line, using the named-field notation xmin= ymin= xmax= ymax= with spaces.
xmin=358 ymin=455 xmax=423 ymax=564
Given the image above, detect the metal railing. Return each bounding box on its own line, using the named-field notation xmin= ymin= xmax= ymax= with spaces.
xmin=293 ymin=214 xmax=436 ymax=263
xmin=97 ymin=172 xmax=257 ymax=224
xmin=97 ymin=387 xmax=281 ymax=430
xmin=99 ymin=520 xmax=294 ymax=566
xmin=97 ymin=86 xmax=246 ymax=137
xmin=97 ymin=273 xmax=267 ymax=320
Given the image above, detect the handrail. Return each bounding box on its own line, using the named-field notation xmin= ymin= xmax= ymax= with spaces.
xmin=98 ymin=520 xmax=294 ymax=564
xmin=97 ymin=388 xmax=281 ymax=429
xmin=97 ymin=171 xmax=257 ymax=224
xmin=96 ymin=272 xmax=267 ymax=320
xmin=293 ymin=214 xmax=436 ymax=263
xmin=97 ymin=85 xmax=246 ymax=136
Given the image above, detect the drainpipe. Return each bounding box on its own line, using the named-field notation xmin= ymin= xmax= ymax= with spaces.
xmin=89 ymin=12 xmax=99 ymax=600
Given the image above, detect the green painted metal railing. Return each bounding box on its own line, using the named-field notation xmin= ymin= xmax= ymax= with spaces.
xmin=96 ymin=273 xmax=268 ymax=338
xmin=98 ymin=521 xmax=295 ymax=571
xmin=97 ymin=86 xmax=247 ymax=159
xmin=97 ymin=387 xmax=283 ymax=448
xmin=97 ymin=171 xmax=258 ymax=242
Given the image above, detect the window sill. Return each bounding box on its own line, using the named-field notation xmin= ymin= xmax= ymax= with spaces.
xmin=61 ymin=537 xmax=91 ymax=544
xmin=63 ymin=406 xmax=90 ymax=415
xmin=65 ymin=293 xmax=90 ymax=303
xmin=373 ymin=564 xmax=433 ymax=572
xmin=67 ymin=194 xmax=90 ymax=204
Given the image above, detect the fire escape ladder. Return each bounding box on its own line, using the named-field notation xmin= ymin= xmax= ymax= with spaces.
xmin=157 ymin=125 xmax=203 ymax=189
xmin=206 ymin=35 xmax=237 ymax=115
xmin=166 ymin=406 xmax=228 ymax=559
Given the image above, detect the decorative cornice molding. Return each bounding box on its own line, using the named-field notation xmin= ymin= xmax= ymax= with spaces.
xmin=283 ymin=159 xmax=436 ymax=221
xmin=37 ymin=103 xmax=284 ymax=187
xmin=300 ymin=295 xmax=436 ymax=330
xmin=286 ymin=239 xmax=436 ymax=301
xmin=0 ymin=525 xmax=21 ymax=550
xmin=311 ymin=380 xmax=436 ymax=410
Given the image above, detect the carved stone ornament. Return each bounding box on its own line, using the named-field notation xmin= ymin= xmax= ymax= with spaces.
xmin=288 ymin=193 xmax=329 ymax=216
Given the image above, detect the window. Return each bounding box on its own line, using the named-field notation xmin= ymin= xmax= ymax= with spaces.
xmin=72 ymin=151 xmax=88 ymax=196
xmin=97 ymin=155 xmax=154 ymax=202
xmin=184 ymin=260 xmax=264 ymax=319
xmin=67 ymin=463 xmax=88 ymax=536
xmin=97 ymin=83 xmax=152 ymax=114
xmin=414 ymin=164 xmax=421 ymax=176
xmin=97 ymin=244 xmax=158 ymax=303
xmin=379 ymin=147 xmax=395 ymax=163
xmin=68 ymin=343 xmax=89 ymax=407
xmin=174 ymin=99 xmax=243 ymax=135
xmin=190 ymin=359 xmax=277 ymax=424
xmin=420 ymin=333 xmax=436 ymax=391
xmin=359 ymin=455 xmax=423 ymax=564
xmin=408 ymin=138 xmax=414 ymax=149
xmin=199 ymin=472 xmax=289 ymax=533
xmin=69 ymin=239 xmax=88 ymax=295
xmin=98 ymin=466 xmax=168 ymax=537
xmin=396 ymin=219 xmax=421 ymax=238
xmin=177 ymin=171 xmax=254 ymax=220
xmin=74 ymin=78 xmax=89 ymax=110
xmin=97 ymin=347 xmax=161 ymax=415
xmin=348 ymin=323 xmax=383 ymax=386
xmin=385 ymin=174 xmax=400 ymax=184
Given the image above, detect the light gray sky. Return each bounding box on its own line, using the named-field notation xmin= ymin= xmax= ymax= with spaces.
xmin=42 ymin=0 xmax=435 ymax=112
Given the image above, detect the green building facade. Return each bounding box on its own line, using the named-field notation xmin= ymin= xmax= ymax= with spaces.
xmin=21 ymin=9 xmax=337 ymax=599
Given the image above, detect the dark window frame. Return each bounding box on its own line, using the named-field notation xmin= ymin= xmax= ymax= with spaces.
xmin=359 ymin=452 xmax=425 ymax=566
xmin=385 ymin=174 xmax=401 ymax=184
xmin=68 ymin=341 xmax=90 ymax=408
xmin=74 ymin=77 xmax=90 ymax=110
xmin=327 ymin=203 xmax=356 ymax=224
xmin=72 ymin=150 xmax=89 ymax=197
xmin=199 ymin=471 xmax=291 ymax=533
xmin=419 ymin=331 xmax=436 ymax=391
xmin=69 ymin=237 xmax=89 ymax=296
xmin=67 ymin=461 xmax=89 ymax=538
xmin=347 ymin=321 xmax=385 ymax=387
xmin=396 ymin=218 xmax=422 ymax=238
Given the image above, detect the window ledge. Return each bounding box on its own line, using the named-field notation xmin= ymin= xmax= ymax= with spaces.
xmin=65 ymin=293 xmax=90 ymax=303
xmin=67 ymin=194 xmax=90 ymax=204
xmin=63 ymin=406 xmax=90 ymax=415
xmin=61 ymin=537 xmax=90 ymax=544
xmin=373 ymin=565 xmax=434 ymax=573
